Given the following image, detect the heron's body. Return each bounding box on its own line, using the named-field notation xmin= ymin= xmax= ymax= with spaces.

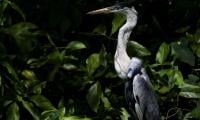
xmin=87 ymin=4 xmax=160 ymax=120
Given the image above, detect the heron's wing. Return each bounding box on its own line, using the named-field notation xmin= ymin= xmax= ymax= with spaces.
xmin=141 ymin=68 xmax=154 ymax=88
xmin=132 ymin=74 xmax=148 ymax=119
xmin=132 ymin=74 xmax=160 ymax=120
xmin=124 ymin=80 xmax=135 ymax=107
xmin=135 ymin=103 xmax=143 ymax=120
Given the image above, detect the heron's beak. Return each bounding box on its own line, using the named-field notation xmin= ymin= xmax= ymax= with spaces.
xmin=87 ymin=6 xmax=114 ymax=15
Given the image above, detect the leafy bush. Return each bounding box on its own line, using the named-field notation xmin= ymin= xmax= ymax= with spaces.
xmin=0 ymin=0 xmax=200 ymax=120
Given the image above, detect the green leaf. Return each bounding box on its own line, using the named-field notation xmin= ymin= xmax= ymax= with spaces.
xmin=166 ymin=69 xmax=184 ymax=87
xmin=120 ymin=108 xmax=131 ymax=120
xmin=175 ymin=26 xmax=190 ymax=33
xmin=159 ymin=69 xmax=184 ymax=87
xmin=174 ymin=70 xmax=184 ymax=86
xmin=188 ymin=74 xmax=200 ymax=82
xmin=111 ymin=13 xmax=126 ymax=35
xmin=93 ymin=24 xmax=106 ymax=35
xmin=30 ymin=95 xmax=56 ymax=111
xmin=30 ymin=81 xmax=46 ymax=94
xmin=180 ymin=83 xmax=200 ymax=92
xmin=158 ymin=86 xmax=171 ymax=94
xmin=179 ymin=92 xmax=200 ymax=98
xmin=191 ymin=103 xmax=200 ymax=119
xmin=62 ymin=64 xmax=77 ymax=70
xmin=22 ymin=70 xmax=37 ymax=80
xmin=127 ymin=41 xmax=151 ymax=57
xmin=86 ymin=53 xmax=100 ymax=75
xmin=21 ymin=100 xmax=40 ymax=120
xmin=63 ymin=116 xmax=92 ymax=120
xmin=58 ymin=98 xmax=65 ymax=109
xmin=8 ymin=1 xmax=26 ymax=20
xmin=156 ymin=42 xmax=170 ymax=64
xmin=0 ymin=0 xmax=9 ymax=14
xmin=86 ymin=81 xmax=102 ymax=112
xmin=171 ymin=42 xmax=195 ymax=66
xmin=0 ymin=42 xmax=6 ymax=54
xmin=183 ymin=112 xmax=192 ymax=120
xmin=66 ymin=41 xmax=86 ymax=51
xmin=4 ymin=22 xmax=38 ymax=37
xmin=4 ymin=22 xmax=39 ymax=54
xmin=1 ymin=62 xmax=19 ymax=81
xmin=6 ymin=102 xmax=20 ymax=120
xmin=101 ymin=96 xmax=111 ymax=109
xmin=41 ymin=109 xmax=60 ymax=120
xmin=47 ymin=50 xmax=64 ymax=64
xmin=186 ymin=29 xmax=200 ymax=57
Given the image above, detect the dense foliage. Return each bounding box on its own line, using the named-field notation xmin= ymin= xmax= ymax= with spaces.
xmin=0 ymin=0 xmax=200 ymax=119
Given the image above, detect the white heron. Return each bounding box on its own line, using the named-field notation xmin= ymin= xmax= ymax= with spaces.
xmin=87 ymin=2 xmax=160 ymax=120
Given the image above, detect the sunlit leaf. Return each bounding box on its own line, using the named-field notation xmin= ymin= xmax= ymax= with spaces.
xmin=156 ymin=42 xmax=170 ymax=64
xmin=86 ymin=81 xmax=102 ymax=112
xmin=174 ymin=70 xmax=184 ymax=86
xmin=158 ymin=86 xmax=171 ymax=94
xmin=62 ymin=64 xmax=77 ymax=70
xmin=58 ymin=107 xmax=66 ymax=119
xmin=179 ymin=92 xmax=200 ymax=98
xmin=63 ymin=116 xmax=92 ymax=120
xmin=86 ymin=53 xmax=100 ymax=75
xmin=159 ymin=69 xmax=184 ymax=87
xmin=180 ymin=83 xmax=200 ymax=92
xmin=41 ymin=109 xmax=58 ymax=119
xmin=6 ymin=102 xmax=20 ymax=120
xmin=41 ymin=109 xmax=60 ymax=120
xmin=111 ymin=13 xmax=126 ymax=35
xmin=101 ymin=96 xmax=111 ymax=109
xmin=66 ymin=41 xmax=86 ymax=51
xmin=127 ymin=41 xmax=151 ymax=57
xmin=21 ymin=100 xmax=39 ymax=120
xmin=120 ymin=107 xmax=131 ymax=120
xmin=22 ymin=70 xmax=37 ymax=80
xmin=171 ymin=42 xmax=195 ymax=66
xmin=30 ymin=95 xmax=56 ymax=111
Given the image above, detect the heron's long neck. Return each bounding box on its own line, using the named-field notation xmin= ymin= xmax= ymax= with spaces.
xmin=116 ymin=13 xmax=137 ymax=56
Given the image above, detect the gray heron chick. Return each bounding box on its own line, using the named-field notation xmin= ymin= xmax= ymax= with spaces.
xmin=87 ymin=3 xmax=160 ymax=120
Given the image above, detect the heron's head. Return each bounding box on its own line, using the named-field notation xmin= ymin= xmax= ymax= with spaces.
xmin=87 ymin=2 xmax=137 ymax=15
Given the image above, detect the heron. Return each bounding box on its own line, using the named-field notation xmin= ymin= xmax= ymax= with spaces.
xmin=87 ymin=2 xmax=160 ymax=120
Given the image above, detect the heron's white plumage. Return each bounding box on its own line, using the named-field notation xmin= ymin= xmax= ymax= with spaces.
xmin=114 ymin=7 xmax=137 ymax=79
